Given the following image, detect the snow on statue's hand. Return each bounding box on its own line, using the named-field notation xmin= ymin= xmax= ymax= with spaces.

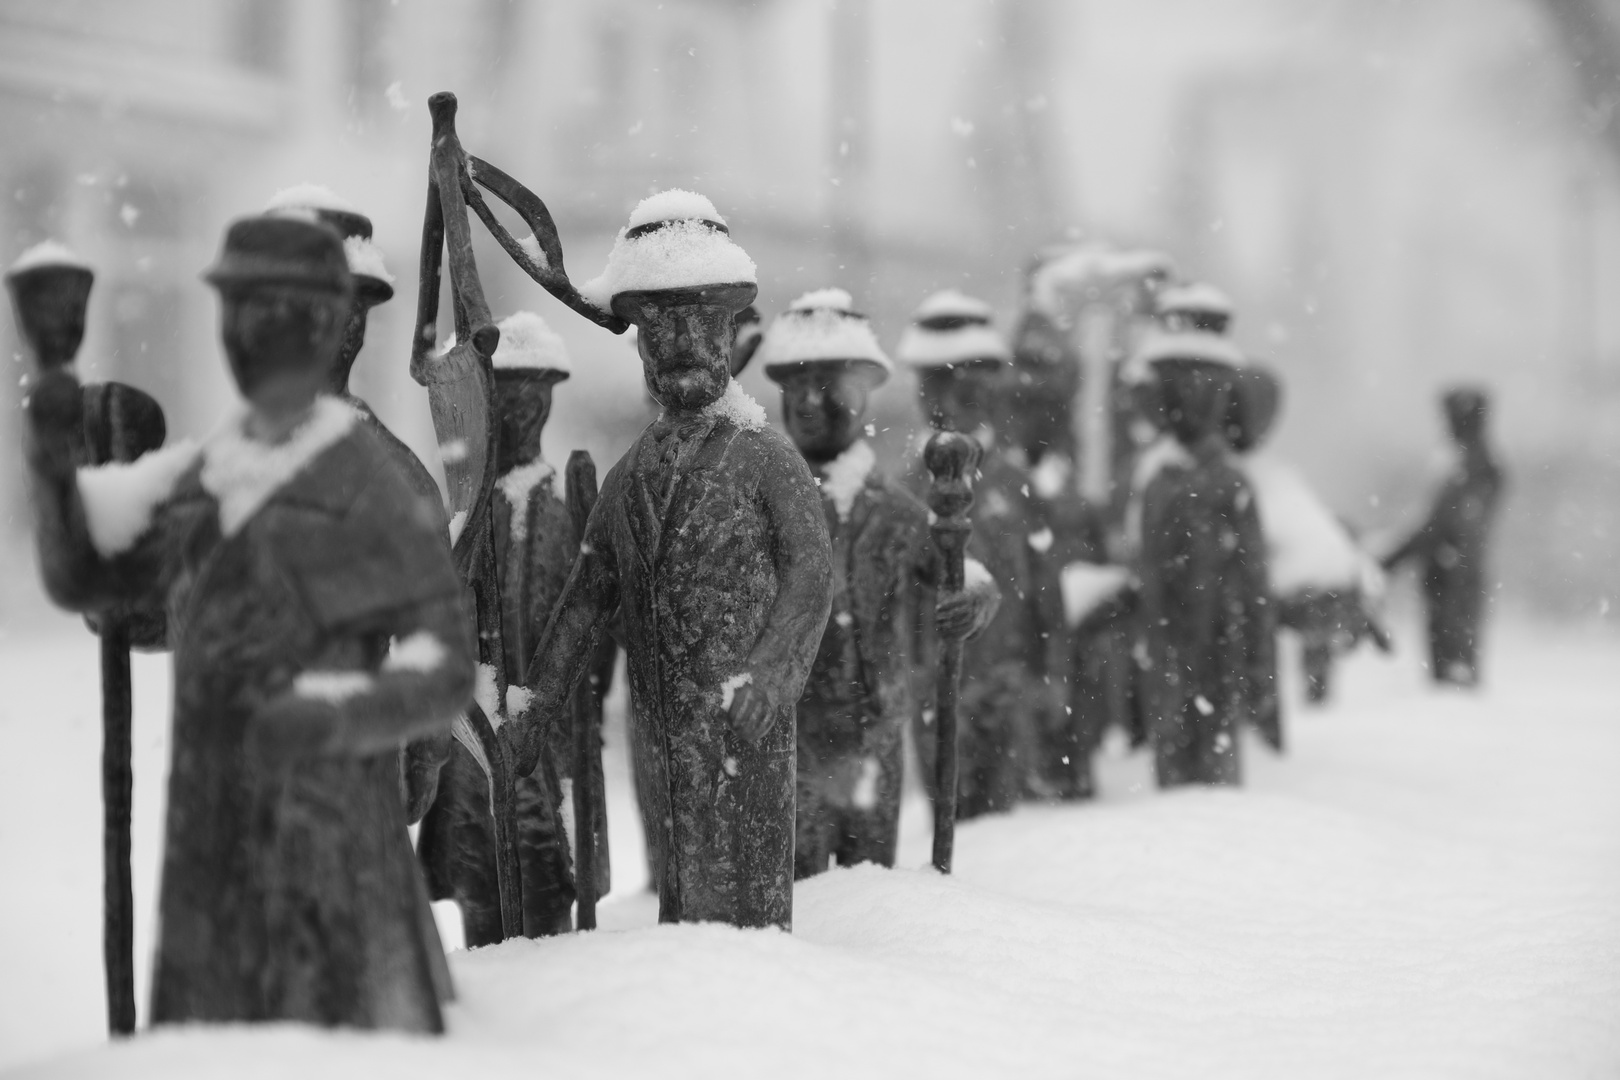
xmin=727 ymin=681 xmax=773 ymax=744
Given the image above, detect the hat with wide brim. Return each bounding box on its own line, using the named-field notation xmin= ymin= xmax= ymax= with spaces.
xmin=761 ymin=287 xmax=892 ymax=388
xmin=491 ymin=310 xmax=571 ymax=383
xmin=580 ymin=189 xmax=758 ymax=315
xmin=264 ymin=186 xmax=395 ymax=305
xmin=896 ymin=289 xmax=1011 ymax=369
xmin=203 ymin=215 xmax=353 ymax=296
xmin=1123 ymin=328 xmax=1245 ymax=384
xmin=1156 ymin=281 xmax=1232 ymax=334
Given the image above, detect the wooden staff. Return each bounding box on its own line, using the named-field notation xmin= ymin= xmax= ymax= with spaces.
xmin=564 ymin=450 xmax=608 ymax=929
xmin=924 ymin=431 xmax=979 ymax=874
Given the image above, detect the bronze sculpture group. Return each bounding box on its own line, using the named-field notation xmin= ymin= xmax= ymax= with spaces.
xmin=7 ymin=91 xmax=1503 ymax=1040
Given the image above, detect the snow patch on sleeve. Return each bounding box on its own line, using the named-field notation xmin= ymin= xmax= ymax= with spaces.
xmin=76 ymin=440 xmax=200 ymax=557
xmin=964 ymin=558 xmax=993 ymax=592
xmin=1059 ymin=562 xmax=1132 ymax=626
xmin=498 ymin=459 xmax=556 ymax=545
xmin=506 ymin=684 xmax=533 ymax=719
xmin=702 ymin=379 xmax=768 ymax=431
xmin=720 ymin=672 xmax=753 ymax=711
xmin=1243 ymin=457 xmax=1363 ymax=594
xmin=819 ymin=440 xmax=876 ymax=521
xmin=294 ymin=669 xmax=374 ymax=703
xmin=384 ymin=631 xmax=446 ymax=673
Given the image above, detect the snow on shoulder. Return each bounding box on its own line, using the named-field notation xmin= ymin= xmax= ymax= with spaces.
xmin=819 ymin=440 xmax=876 ymax=521
xmin=200 ymin=396 xmax=356 ymax=537
xmin=9 ymin=239 xmax=90 ymax=274
xmin=492 ymin=311 xmax=570 ymax=375
xmin=1243 ymin=456 xmax=1364 ymax=594
xmin=578 ymin=189 xmax=756 ymax=311
xmin=701 ymin=379 xmax=768 ymax=431
xmin=77 ymin=440 xmax=201 ymax=557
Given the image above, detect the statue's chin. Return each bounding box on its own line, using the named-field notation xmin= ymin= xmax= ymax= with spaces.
xmin=654 ymin=368 xmax=727 ymax=412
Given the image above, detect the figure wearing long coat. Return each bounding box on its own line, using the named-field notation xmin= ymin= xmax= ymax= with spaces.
xmin=32 ymin=399 xmax=472 ymax=1031
xmin=518 ymin=403 xmax=832 ymax=929
xmin=911 ymin=444 xmax=1047 ymax=818
xmin=797 ymin=446 xmax=996 ymax=876
xmin=1385 ymin=441 xmax=1503 ymax=686
xmin=416 ymin=461 xmax=584 ymax=941
xmin=1138 ymin=437 xmax=1270 ymax=787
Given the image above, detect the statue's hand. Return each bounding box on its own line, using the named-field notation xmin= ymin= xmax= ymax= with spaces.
xmin=25 ymin=369 xmax=83 ymax=472
xmin=246 ymin=693 xmax=340 ymax=772
xmin=726 ymin=682 xmax=773 ymax=744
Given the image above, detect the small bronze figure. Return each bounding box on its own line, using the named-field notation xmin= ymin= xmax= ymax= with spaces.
xmin=1133 ymin=328 xmax=1271 ymax=786
xmin=1383 ymin=387 xmax=1504 ymax=687
xmin=899 ymin=291 xmax=1048 ymax=818
xmin=22 ymin=216 xmax=474 ymax=1032
xmin=760 ymin=289 xmax=996 ymax=878
xmin=506 ymin=191 xmax=833 ymax=930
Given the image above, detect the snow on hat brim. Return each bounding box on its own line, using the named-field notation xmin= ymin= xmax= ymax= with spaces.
xmin=8 ymin=240 xmax=91 ymax=275
xmin=896 ymin=323 xmax=1011 ymax=368
xmin=761 ymin=305 xmax=892 ymax=385
xmin=579 ymin=212 xmax=757 ymax=313
xmin=913 ymin=288 xmax=995 ymax=324
xmin=492 ymin=311 xmax=571 ymax=378
xmin=1125 ymin=330 xmax=1245 ymax=383
xmin=1157 ymin=282 xmax=1233 ymax=318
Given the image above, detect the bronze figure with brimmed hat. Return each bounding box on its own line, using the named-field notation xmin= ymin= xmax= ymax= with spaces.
xmin=418 ymin=311 xmax=598 ymax=943
xmin=1382 ymin=385 xmax=1504 ymax=688
xmin=1128 ymin=316 xmax=1272 ymax=789
xmin=20 ymin=213 xmax=475 ymax=1032
xmin=896 ymin=290 xmax=1057 ymax=818
xmin=759 ymin=288 xmax=998 ymax=876
xmin=502 ymin=191 xmax=832 ymax=931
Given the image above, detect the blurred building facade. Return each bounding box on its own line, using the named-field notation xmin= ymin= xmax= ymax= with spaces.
xmin=1 ymin=0 xmax=1614 ymax=618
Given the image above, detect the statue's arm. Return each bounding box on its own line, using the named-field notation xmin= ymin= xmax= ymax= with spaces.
xmin=739 ymin=445 xmax=834 ymax=715
xmin=25 ymin=370 xmax=176 ymax=611
xmin=507 ymin=495 xmax=621 ymax=776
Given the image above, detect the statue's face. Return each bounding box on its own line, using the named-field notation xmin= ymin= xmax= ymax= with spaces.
xmin=494 ymin=374 xmax=555 ymax=470
xmin=629 ymin=299 xmax=735 ymax=412
xmin=218 ymin=285 xmax=345 ymax=409
xmin=917 ymin=365 xmax=997 ymax=435
xmin=778 ymin=368 xmax=869 ymax=463
xmin=1002 ymin=364 xmax=1078 ymax=462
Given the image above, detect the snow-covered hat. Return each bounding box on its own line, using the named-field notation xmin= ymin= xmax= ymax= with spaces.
xmin=760 ymin=288 xmax=892 ymax=387
xmin=579 ymin=189 xmax=757 ymax=318
xmin=491 ymin=311 xmax=570 ymax=382
xmin=264 ymin=184 xmax=394 ymax=305
xmin=895 ymin=289 xmax=1011 ymax=369
xmin=1156 ymin=281 xmax=1233 ymax=334
xmin=1124 ymin=328 xmax=1246 ymax=384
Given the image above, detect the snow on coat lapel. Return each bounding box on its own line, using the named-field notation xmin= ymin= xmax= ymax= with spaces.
xmin=199 ymin=396 xmax=358 ymax=538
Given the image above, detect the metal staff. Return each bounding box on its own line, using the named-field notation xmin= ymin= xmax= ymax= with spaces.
xmin=411 ymin=91 xmax=523 ymax=939
xmin=6 ymin=258 xmax=166 ymax=1036
xmin=924 ymin=430 xmax=980 ymax=874
xmin=564 ymin=450 xmax=610 ymax=929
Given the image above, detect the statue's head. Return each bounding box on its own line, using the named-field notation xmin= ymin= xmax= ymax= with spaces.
xmin=1004 ymin=308 xmax=1081 ymax=462
xmin=490 ymin=311 xmax=571 ymax=471
xmin=896 ymin=289 xmax=1010 ymax=438
xmin=204 ymin=215 xmax=352 ymax=413
xmin=1130 ymin=328 xmax=1246 ymax=449
xmin=262 ymin=186 xmax=395 ymax=396
xmin=1224 ymin=363 xmax=1283 ymax=453
xmin=581 ymin=189 xmax=757 ymax=415
xmin=761 ymin=288 xmax=890 ymax=464
xmin=1442 ymin=386 xmax=1489 ymax=445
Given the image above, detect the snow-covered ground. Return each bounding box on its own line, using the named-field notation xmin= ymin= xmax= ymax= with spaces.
xmin=1 ymin=605 xmax=1617 ymax=1078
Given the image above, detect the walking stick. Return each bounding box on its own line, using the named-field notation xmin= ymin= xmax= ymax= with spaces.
xmin=6 ymin=257 xmax=166 ymax=1035
xmin=925 ymin=431 xmax=979 ymax=874
xmin=564 ymin=451 xmax=609 ymax=929
xmin=412 ymin=91 xmax=524 ymax=939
